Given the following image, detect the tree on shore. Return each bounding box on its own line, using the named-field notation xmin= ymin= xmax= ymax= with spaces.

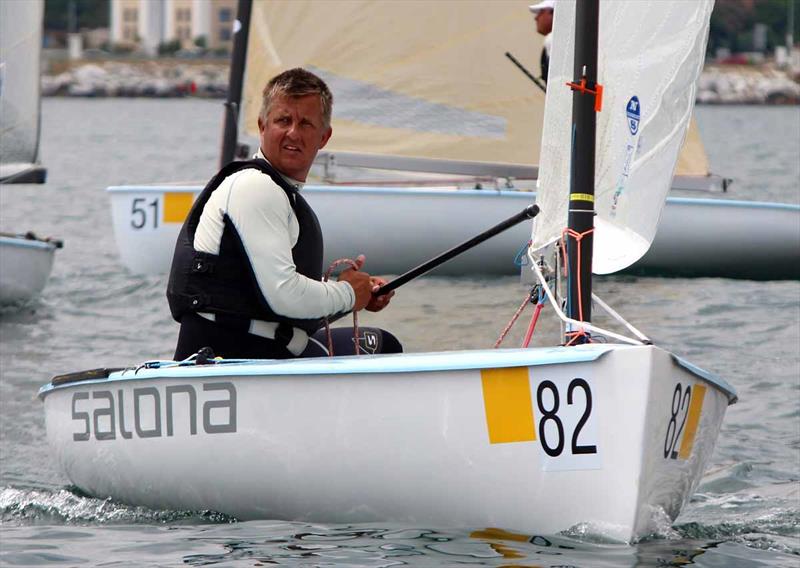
xmin=45 ymin=0 xmax=109 ymax=32
xmin=709 ymin=0 xmax=799 ymax=55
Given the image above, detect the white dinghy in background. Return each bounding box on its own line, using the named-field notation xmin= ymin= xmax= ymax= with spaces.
xmin=0 ymin=233 xmax=61 ymax=305
xmin=41 ymin=0 xmax=737 ymax=542
xmin=104 ymin=0 xmax=800 ymax=281
xmin=108 ymin=184 xmax=800 ymax=279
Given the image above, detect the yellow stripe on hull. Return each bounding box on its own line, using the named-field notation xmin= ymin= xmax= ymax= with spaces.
xmin=678 ymin=383 xmax=706 ymax=459
xmin=480 ymin=367 xmax=536 ymax=444
xmin=163 ymin=192 xmax=194 ymax=224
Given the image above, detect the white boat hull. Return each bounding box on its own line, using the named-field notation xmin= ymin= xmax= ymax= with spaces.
xmin=40 ymin=344 xmax=735 ymax=541
xmin=107 ymin=185 xmax=800 ymax=280
xmin=0 ymin=235 xmax=58 ymax=304
xmin=0 ymin=162 xmax=47 ymax=184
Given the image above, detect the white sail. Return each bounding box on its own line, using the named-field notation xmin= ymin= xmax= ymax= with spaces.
xmin=531 ymin=0 xmax=714 ymax=273
xmin=0 ymin=0 xmax=45 ymax=182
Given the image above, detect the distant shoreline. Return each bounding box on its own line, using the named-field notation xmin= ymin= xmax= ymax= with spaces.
xmin=698 ymin=63 xmax=800 ymax=105
xmin=42 ymin=58 xmax=230 ymax=99
xmin=41 ymin=59 xmax=800 ymax=105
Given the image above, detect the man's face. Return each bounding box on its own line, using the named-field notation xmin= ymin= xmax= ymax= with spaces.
xmin=258 ymin=94 xmax=332 ymax=181
xmin=535 ymin=9 xmax=553 ymax=36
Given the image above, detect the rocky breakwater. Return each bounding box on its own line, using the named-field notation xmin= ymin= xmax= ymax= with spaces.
xmin=698 ymin=64 xmax=800 ymax=105
xmin=42 ymin=59 xmax=229 ymax=98
xmin=42 ymin=59 xmax=800 ymax=104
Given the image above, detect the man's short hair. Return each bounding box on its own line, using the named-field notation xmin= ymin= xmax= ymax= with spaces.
xmin=260 ymin=68 xmax=333 ymax=128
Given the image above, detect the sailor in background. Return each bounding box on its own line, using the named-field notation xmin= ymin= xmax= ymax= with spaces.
xmin=529 ymin=0 xmax=555 ymax=86
xmin=168 ymin=68 xmax=400 ymax=360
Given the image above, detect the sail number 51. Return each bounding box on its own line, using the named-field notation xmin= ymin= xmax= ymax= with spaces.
xmin=130 ymin=197 xmax=159 ymax=229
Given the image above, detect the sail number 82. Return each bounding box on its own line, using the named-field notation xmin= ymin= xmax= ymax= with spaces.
xmin=537 ymin=378 xmax=597 ymax=457
xmin=664 ymin=383 xmax=691 ymax=459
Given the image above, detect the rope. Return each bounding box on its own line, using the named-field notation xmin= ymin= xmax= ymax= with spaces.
xmin=514 ymin=239 xmax=533 ymax=267
xmin=525 ymin=245 xmax=644 ymax=346
xmin=522 ymin=291 xmax=546 ymax=348
xmin=323 ymin=258 xmax=360 ymax=357
xmin=565 ymin=329 xmax=592 ymax=346
xmin=494 ymin=288 xmax=538 ymax=348
xmin=560 ymin=227 xmax=594 ymax=329
xmin=591 ymin=292 xmax=651 ymax=343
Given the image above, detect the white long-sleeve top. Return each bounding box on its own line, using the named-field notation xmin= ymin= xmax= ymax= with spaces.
xmin=193 ymin=150 xmax=355 ymax=319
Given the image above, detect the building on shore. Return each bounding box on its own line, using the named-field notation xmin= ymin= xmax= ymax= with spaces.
xmin=110 ymin=0 xmax=237 ymax=56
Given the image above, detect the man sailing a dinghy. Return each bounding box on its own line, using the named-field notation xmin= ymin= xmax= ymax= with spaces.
xmin=168 ymin=68 xmax=399 ymax=360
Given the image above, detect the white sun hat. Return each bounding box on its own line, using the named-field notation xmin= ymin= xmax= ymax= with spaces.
xmin=528 ymin=0 xmax=555 ymax=13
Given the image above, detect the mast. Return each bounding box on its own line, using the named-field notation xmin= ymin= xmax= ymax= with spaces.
xmin=219 ymin=0 xmax=253 ymax=167
xmin=565 ymin=0 xmax=600 ymax=341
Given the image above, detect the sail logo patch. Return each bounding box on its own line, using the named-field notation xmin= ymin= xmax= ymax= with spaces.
xmin=611 ymin=97 xmax=643 ymax=217
xmin=626 ymin=96 xmax=641 ymax=135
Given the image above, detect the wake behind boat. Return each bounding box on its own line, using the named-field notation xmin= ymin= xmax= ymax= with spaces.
xmin=41 ymin=0 xmax=738 ymax=542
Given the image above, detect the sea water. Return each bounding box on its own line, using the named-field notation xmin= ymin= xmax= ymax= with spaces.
xmin=0 ymin=99 xmax=797 ymax=567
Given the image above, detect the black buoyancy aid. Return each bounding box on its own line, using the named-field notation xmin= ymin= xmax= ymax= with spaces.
xmin=167 ymin=159 xmax=325 ymax=335
xmin=540 ymin=46 xmax=550 ymax=86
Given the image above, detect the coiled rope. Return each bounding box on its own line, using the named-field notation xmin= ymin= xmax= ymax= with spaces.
xmin=323 ymin=258 xmax=360 ymax=357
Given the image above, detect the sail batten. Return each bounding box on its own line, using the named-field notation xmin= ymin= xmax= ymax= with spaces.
xmin=310 ymin=67 xmax=508 ymax=139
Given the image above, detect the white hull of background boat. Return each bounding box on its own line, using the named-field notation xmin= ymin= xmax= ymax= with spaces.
xmin=108 ymin=185 xmax=800 ymax=280
xmin=0 ymin=235 xmax=58 ymax=304
xmin=39 ymin=344 xmax=735 ymax=542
